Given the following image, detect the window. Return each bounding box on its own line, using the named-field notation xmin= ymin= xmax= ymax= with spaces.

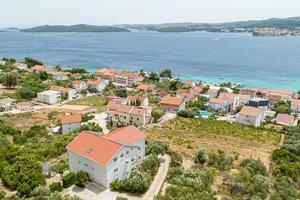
xmin=114 ymin=168 xmax=118 ymax=173
xmin=126 ymin=150 xmax=129 ymax=154
xmin=114 ymin=157 xmax=117 ymax=162
xmin=120 ymin=154 xmax=124 ymax=158
xmin=78 ymin=161 xmax=81 ymax=164
xmin=84 ymin=163 xmax=88 ymax=167
xmin=137 ymin=118 xmax=139 ymax=121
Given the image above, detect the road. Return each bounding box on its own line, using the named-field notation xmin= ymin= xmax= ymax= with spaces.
xmin=143 ymin=154 xmax=170 ymax=200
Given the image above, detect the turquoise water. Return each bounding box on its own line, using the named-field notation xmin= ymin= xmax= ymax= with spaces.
xmin=0 ymin=31 xmax=300 ymax=91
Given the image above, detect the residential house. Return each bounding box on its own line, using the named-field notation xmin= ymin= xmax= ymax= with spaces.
xmin=31 ymin=65 xmax=48 ymax=73
xmin=13 ymin=62 xmax=28 ymax=70
xmin=106 ymin=101 xmax=150 ymax=127
xmin=218 ymin=93 xmax=240 ymax=112
xmin=160 ymin=96 xmax=185 ymax=112
xmin=137 ymin=83 xmax=155 ymax=91
xmin=236 ymin=106 xmax=264 ymax=127
xmin=183 ymin=81 xmax=196 ymax=88
xmin=50 ymin=85 xmax=77 ymax=100
xmin=191 ymin=85 xmax=205 ymax=95
xmin=37 ymin=90 xmax=61 ymax=104
xmin=240 ymin=89 xmax=257 ymax=97
xmin=267 ymin=89 xmax=293 ymax=104
xmin=71 ymin=73 xmax=82 ymax=79
xmin=207 ymin=88 xmax=219 ymax=98
xmin=127 ymin=96 xmax=149 ymax=108
xmin=0 ymin=98 xmax=16 ymax=112
xmin=72 ymin=81 xmax=87 ymax=93
xmin=291 ymin=99 xmax=300 ymax=113
xmin=66 ymin=126 xmax=145 ymax=188
xmin=61 ymin=113 xmax=81 ymax=134
xmin=275 ymin=113 xmax=295 ymax=126
xmin=87 ymin=79 xmax=109 ymax=92
xmin=50 ymin=71 xmax=68 ymax=80
xmin=176 ymin=92 xmax=196 ymax=103
xmin=237 ymin=94 xmax=250 ymax=105
xmin=96 ymin=68 xmax=119 ymax=81
xmin=248 ymin=98 xmax=270 ymax=111
xmin=207 ymin=98 xmax=228 ymax=112
xmin=0 ymin=60 xmax=6 ymax=65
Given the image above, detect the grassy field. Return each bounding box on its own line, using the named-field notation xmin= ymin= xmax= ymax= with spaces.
xmin=67 ymin=94 xmax=106 ymax=112
xmin=144 ymin=117 xmax=281 ymax=168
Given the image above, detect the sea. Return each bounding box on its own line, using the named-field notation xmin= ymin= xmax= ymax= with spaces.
xmin=0 ymin=30 xmax=300 ymax=91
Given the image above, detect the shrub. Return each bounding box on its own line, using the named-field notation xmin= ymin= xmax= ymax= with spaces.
xmin=31 ymin=185 xmax=50 ymax=198
xmin=194 ymin=149 xmax=208 ymax=165
xmin=116 ymin=197 xmax=128 ymax=200
xmin=239 ymin=158 xmax=267 ymax=176
xmin=170 ymin=152 xmax=183 ymax=167
xmin=62 ymin=173 xmax=76 ymax=188
xmin=140 ymin=155 xmax=160 ymax=176
xmin=146 ymin=141 xmax=169 ymax=156
xmin=208 ymin=150 xmax=233 ymax=171
xmin=75 ymin=171 xmax=89 ymax=188
xmin=49 ymin=182 xmax=63 ymax=193
xmin=177 ymin=110 xmax=195 ymax=118
xmin=151 ymin=108 xmax=165 ymax=122
xmin=110 ymin=179 xmax=121 ymax=191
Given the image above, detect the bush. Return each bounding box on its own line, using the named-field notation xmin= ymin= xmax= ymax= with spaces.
xmin=31 ymin=185 xmax=50 ymax=198
xmin=151 ymin=108 xmax=165 ymax=122
xmin=194 ymin=149 xmax=208 ymax=165
xmin=62 ymin=173 xmax=76 ymax=188
xmin=208 ymin=150 xmax=233 ymax=171
xmin=170 ymin=152 xmax=183 ymax=167
xmin=49 ymin=182 xmax=63 ymax=193
xmin=75 ymin=171 xmax=89 ymax=188
xmin=116 ymin=197 xmax=128 ymax=200
xmin=146 ymin=141 xmax=169 ymax=156
xmin=141 ymin=155 xmax=160 ymax=176
xmin=239 ymin=158 xmax=267 ymax=176
xmin=177 ymin=110 xmax=195 ymax=118
xmin=110 ymin=179 xmax=122 ymax=191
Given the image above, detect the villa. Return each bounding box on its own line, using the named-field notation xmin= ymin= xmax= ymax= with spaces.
xmin=160 ymin=96 xmax=185 ymax=112
xmin=13 ymin=62 xmax=28 ymax=70
xmin=207 ymin=98 xmax=228 ymax=113
xmin=137 ymin=83 xmax=155 ymax=91
xmin=218 ymin=92 xmax=240 ymax=112
xmin=176 ymin=91 xmax=196 ymax=103
xmin=291 ymin=99 xmax=300 ymax=113
xmin=207 ymin=88 xmax=219 ymax=98
xmin=236 ymin=106 xmax=264 ymax=127
xmin=61 ymin=113 xmax=82 ymax=134
xmin=87 ymin=79 xmax=109 ymax=92
xmin=72 ymin=80 xmax=87 ymax=93
xmin=37 ymin=90 xmax=61 ymax=104
xmin=50 ymin=85 xmax=77 ymax=100
xmin=275 ymin=113 xmax=295 ymax=126
xmin=67 ymin=126 xmax=145 ymax=188
xmin=127 ymin=96 xmax=149 ymax=108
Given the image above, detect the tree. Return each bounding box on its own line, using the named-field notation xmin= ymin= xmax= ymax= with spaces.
xmin=4 ymin=72 xmax=17 ymax=88
xmin=274 ymin=101 xmax=291 ymax=114
xmin=148 ymin=72 xmax=159 ymax=81
xmin=194 ymin=149 xmax=208 ymax=165
xmin=24 ymin=57 xmax=43 ymax=68
xmin=247 ymin=174 xmax=270 ymax=200
xmin=151 ymin=108 xmax=165 ymax=122
xmin=239 ymin=158 xmax=267 ymax=176
xmin=39 ymin=71 xmax=49 ymax=81
xmin=177 ymin=110 xmax=195 ymax=118
xmin=141 ymin=155 xmax=160 ymax=176
xmin=208 ymin=150 xmax=233 ymax=171
xmin=62 ymin=173 xmax=76 ymax=188
xmin=49 ymin=182 xmax=63 ymax=193
xmin=160 ymin=69 xmax=172 ymax=79
xmin=271 ymin=180 xmax=299 ymax=200
xmin=170 ymin=152 xmax=183 ymax=167
xmin=115 ymin=87 xmax=127 ymax=98
xmin=146 ymin=141 xmax=169 ymax=156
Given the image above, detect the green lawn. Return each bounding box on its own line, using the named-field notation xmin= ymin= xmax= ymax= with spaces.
xmin=67 ymin=94 xmax=106 ymax=112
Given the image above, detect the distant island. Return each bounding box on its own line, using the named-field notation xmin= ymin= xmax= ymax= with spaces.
xmin=19 ymin=17 xmax=300 ymax=36
xmin=21 ymin=24 xmax=130 ymax=32
xmin=119 ymin=17 xmax=300 ymax=36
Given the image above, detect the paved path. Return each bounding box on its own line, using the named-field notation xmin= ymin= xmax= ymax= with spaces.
xmin=143 ymin=154 xmax=170 ymax=200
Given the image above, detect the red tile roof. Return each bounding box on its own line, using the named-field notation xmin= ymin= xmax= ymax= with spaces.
xmin=67 ymin=131 xmax=123 ymax=166
xmin=96 ymin=68 xmax=119 ymax=76
xmin=61 ymin=113 xmax=81 ymax=124
xmin=50 ymin=85 xmax=72 ymax=93
xmin=72 ymin=80 xmax=84 ymax=85
xmin=105 ymin=126 xmax=145 ymax=145
xmin=137 ymin=83 xmax=151 ymax=91
xmin=192 ymin=85 xmax=205 ymax=93
xmin=239 ymin=106 xmax=262 ymax=117
xmin=177 ymin=92 xmax=195 ymax=99
xmin=87 ymin=79 xmax=104 ymax=85
xmin=71 ymin=73 xmax=81 ymax=77
xmin=31 ymin=65 xmax=47 ymax=71
xmin=219 ymin=93 xmax=237 ymax=101
xmin=291 ymin=99 xmax=300 ymax=106
xmin=276 ymin=113 xmax=295 ymax=125
xmin=207 ymin=88 xmax=219 ymax=93
xmin=106 ymin=101 xmax=133 ymax=113
xmin=160 ymin=96 xmax=184 ymax=106
xmin=209 ymin=98 xmax=225 ymax=104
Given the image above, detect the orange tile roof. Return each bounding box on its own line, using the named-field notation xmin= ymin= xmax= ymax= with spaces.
xmin=106 ymin=101 xmax=133 ymax=113
xmin=96 ymin=68 xmax=119 ymax=76
xmin=276 ymin=113 xmax=295 ymax=125
xmin=207 ymin=88 xmax=219 ymax=93
xmin=237 ymin=94 xmax=250 ymax=101
xmin=67 ymin=131 xmax=123 ymax=166
xmin=64 ymin=72 xmax=72 ymax=75
xmin=61 ymin=113 xmax=81 ymax=124
xmin=87 ymin=79 xmax=104 ymax=85
xmin=127 ymin=96 xmax=145 ymax=102
xmin=130 ymin=106 xmax=147 ymax=115
xmin=71 ymin=73 xmax=81 ymax=77
xmin=209 ymin=98 xmax=225 ymax=104
xmin=31 ymin=65 xmax=47 ymax=71
xmin=269 ymin=89 xmax=293 ymax=96
xmin=251 ymin=88 xmax=269 ymax=95
xmin=177 ymin=92 xmax=195 ymax=99
xmin=160 ymin=96 xmax=184 ymax=106
xmin=239 ymin=106 xmax=262 ymax=117
xmin=291 ymin=99 xmax=300 ymax=106
xmin=137 ymin=83 xmax=150 ymax=90
xmin=192 ymin=85 xmax=204 ymax=93
xmin=105 ymin=126 xmax=145 ymax=145
xmin=219 ymin=93 xmax=237 ymax=101
xmin=72 ymin=80 xmax=84 ymax=85
xmin=50 ymin=85 xmax=72 ymax=93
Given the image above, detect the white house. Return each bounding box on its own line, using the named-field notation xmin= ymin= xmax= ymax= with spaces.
xmin=218 ymin=93 xmax=240 ymax=112
xmin=66 ymin=126 xmax=145 ymax=188
xmin=13 ymin=62 xmax=28 ymax=70
xmin=61 ymin=113 xmax=81 ymax=134
xmin=87 ymin=79 xmax=109 ymax=92
xmin=207 ymin=98 xmax=228 ymax=112
xmin=0 ymin=60 xmax=7 ymax=65
xmin=291 ymin=99 xmax=300 ymax=113
xmin=237 ymin=94 xmax=250 ymax=105
xmin=126 ymin=96 xmax=149 ymax=108
xmin=0 ymin=98 xmax=16 ymax=112
xmin=37 ymin=90 xmax=61 ymax=104
xmin=160 ymin=96 xmax=185 ymax=112
xmin=50 ymin=71 xmax=68 ymax=80
xmin=207 ymin=88 xmax=219 ymax=98
xmin=50 ymin=85 xmax=77 ymax=100
xmin=176 ymin=92 xmax=196 ymax=103
xmin=72 ymin=81 xmax=87 ymax=93
xmin=236 ymin=106 xmax=264 ymax=127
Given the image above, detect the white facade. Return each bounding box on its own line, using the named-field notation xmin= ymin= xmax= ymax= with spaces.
xmin=291 ymin=104 xmax=300 ymax=113
xmin=0 ymin=98 xmax=16 ymax=111
xmin=62 ymin=122 xmax=81 ymax=134
xmin=236 ymin=112 xmax=264 ymax=127
xmin=73 ymin=82 xmax=87 ymax=93
xmin=67 ymin=89 xmax=77 ymax=100
xmin=67 ymin=136 xmax=145 ymax=188
xmin=89 ymin=80 xmax=109 ymax=92
xmin=51 ymin=72 xmax=68 ymax=80
xmin=37 ymin=90 xmax=61 ymax=104
xmin=162 ymin=103 xmax=185 ymax=112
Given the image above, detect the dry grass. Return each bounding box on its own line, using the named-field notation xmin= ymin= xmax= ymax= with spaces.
xmin=67 ymin=95 xmax=106 ymax=112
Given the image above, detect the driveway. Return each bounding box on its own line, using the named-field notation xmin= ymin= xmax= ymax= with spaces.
xmin=90 ymin=112 xmax=109 ymax=133
xmin=67 ymin=155 xmax=170 ymax=200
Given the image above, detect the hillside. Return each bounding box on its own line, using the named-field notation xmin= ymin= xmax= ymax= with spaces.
xmin=21 ymin=24 xmax=130 ymax=32
xmin=120 ymin=17 xmax=300 ymax=32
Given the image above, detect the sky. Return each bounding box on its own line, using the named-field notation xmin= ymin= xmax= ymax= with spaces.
xmin=1 ymin=0 xmax=300 ymax=28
